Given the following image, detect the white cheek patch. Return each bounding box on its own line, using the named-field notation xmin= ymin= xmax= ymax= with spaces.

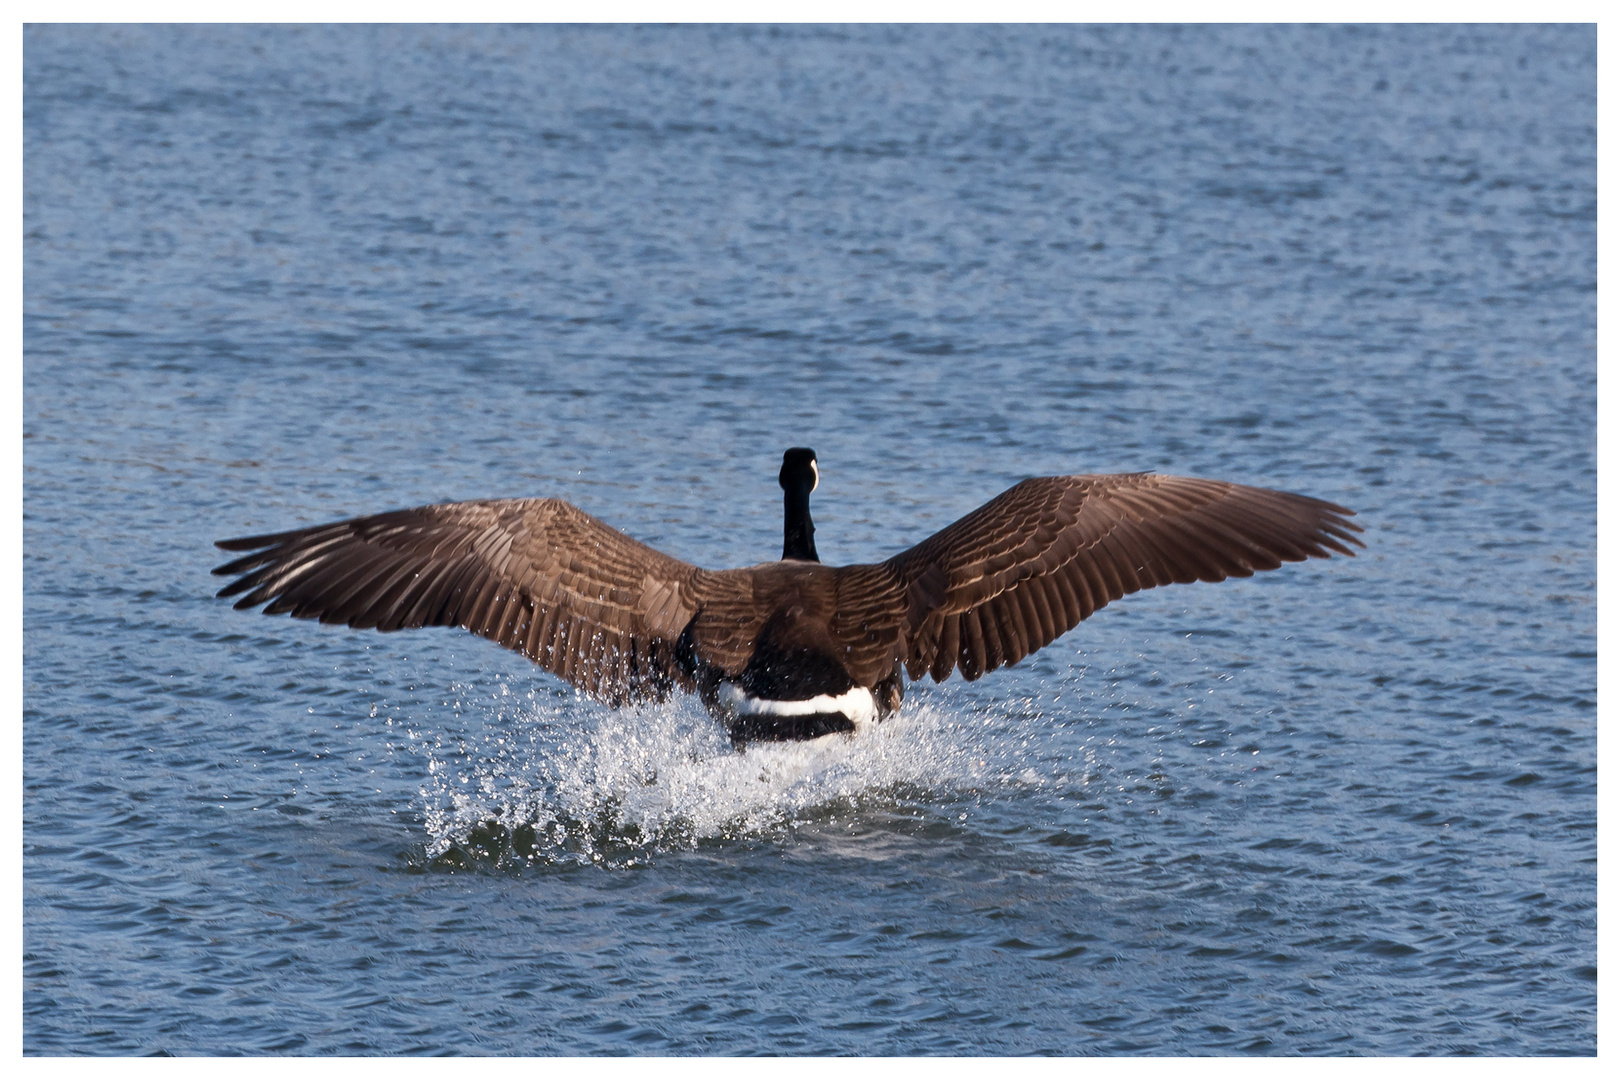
xmin=717 ymin=683 xmax=876 ymax=728
xmin=810 ymin=461 xmax=819 ymax=492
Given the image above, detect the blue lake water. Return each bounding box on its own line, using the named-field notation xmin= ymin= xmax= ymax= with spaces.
xmin=23 ymin=24 xmax=1595 ymax=1055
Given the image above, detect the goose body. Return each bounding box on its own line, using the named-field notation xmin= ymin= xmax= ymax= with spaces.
xmin=214 ymin=449 xmax=1361 ymax=744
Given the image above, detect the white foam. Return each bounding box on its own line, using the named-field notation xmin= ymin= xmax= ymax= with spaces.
xmin=405 ymin=687 xmax=1045 ymax=865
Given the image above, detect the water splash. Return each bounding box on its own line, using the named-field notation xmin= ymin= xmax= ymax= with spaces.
xmin=404 ymin=685 xmax=1045 ymax=868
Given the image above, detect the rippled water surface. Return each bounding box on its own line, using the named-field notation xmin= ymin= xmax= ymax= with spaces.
xmin=24 ymin=25 xmax=1595 ymax=1055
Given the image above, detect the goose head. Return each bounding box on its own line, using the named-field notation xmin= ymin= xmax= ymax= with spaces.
xmin=779 ymin=447 xmax=820 ymax=562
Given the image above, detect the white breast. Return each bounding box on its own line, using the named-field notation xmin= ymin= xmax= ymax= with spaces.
xmin=716 ymin=682 xmax=878 ymax=729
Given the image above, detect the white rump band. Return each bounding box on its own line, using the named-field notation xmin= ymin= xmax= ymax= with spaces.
xmin=717 ymin=683 xmax=877 ymax=726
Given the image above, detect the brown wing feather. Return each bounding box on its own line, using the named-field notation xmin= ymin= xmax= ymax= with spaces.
xmin=214 ymin=499 xmax=707 ymax=705
xmin=874 ymin=474 xmax=1362 ymax=683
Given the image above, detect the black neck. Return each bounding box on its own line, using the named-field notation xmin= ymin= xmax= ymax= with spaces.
xmin=782 ymin=484 xmax=819 ymax=562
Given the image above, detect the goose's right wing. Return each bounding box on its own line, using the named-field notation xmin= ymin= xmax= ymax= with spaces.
xmin=213 ymin=499 xmax=708 ymax=705
xmin=880 ymin=474 xmax=1362 ymax=683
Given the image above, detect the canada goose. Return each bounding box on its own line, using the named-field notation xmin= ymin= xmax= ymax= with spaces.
xmin=214 ymin=448 xmax=1361 ymax=744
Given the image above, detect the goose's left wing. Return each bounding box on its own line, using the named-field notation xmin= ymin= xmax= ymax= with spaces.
xmin=213 ymin=499 xmax=706 ymax=705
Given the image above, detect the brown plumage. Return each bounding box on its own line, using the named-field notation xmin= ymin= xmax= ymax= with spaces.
xmin=214 ymin=452 xmax=1362 ymax=741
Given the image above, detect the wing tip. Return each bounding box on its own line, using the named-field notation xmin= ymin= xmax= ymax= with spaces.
xmin=215 ymin=532 xmax=284 ymax=552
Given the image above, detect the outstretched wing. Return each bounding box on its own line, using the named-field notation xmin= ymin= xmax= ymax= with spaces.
xmin=213 ymin=499 xmax=707 ymax=705
xmin=875 ymin=474 xmax=1362 ymax=683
